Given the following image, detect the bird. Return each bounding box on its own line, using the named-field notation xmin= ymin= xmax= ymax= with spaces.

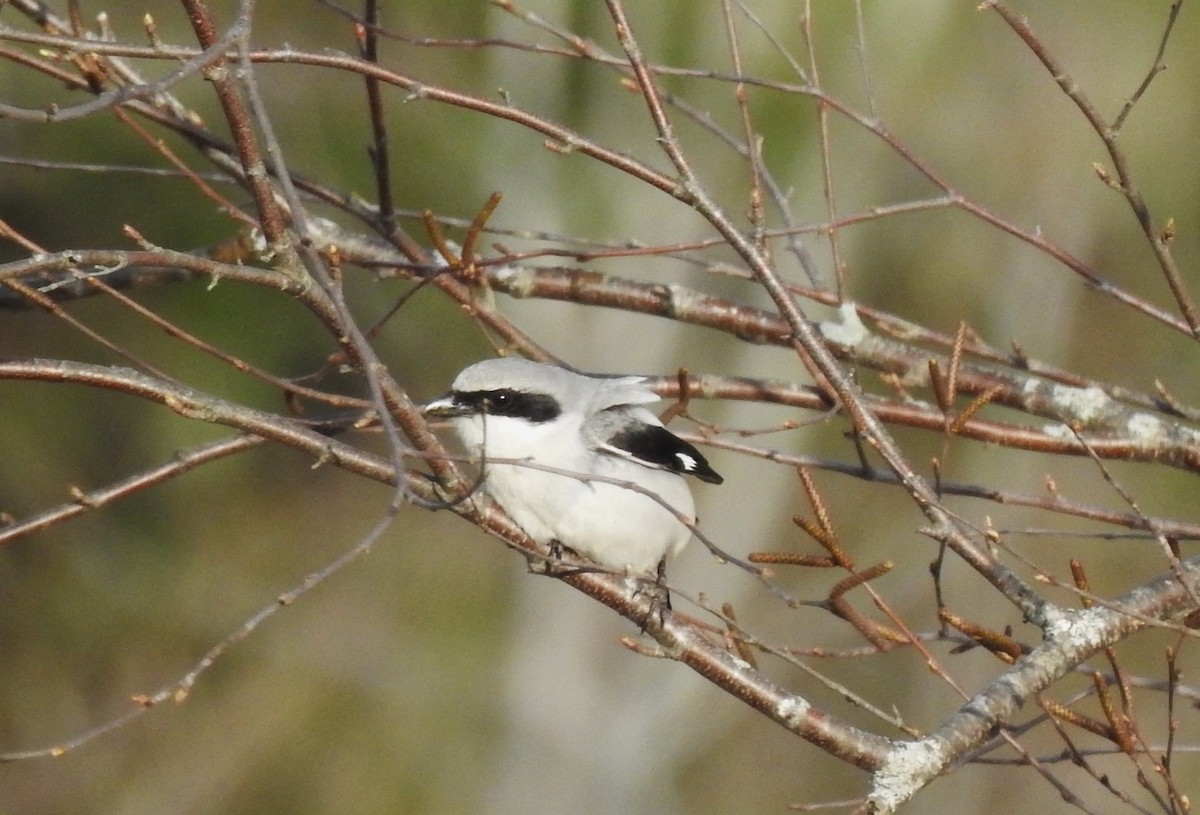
xmin=424 ymin=358 xmax=722 ymax=576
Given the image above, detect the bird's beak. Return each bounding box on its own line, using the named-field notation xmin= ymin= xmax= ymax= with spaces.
xmin=424 ymin=394 xmax=470 ymax=418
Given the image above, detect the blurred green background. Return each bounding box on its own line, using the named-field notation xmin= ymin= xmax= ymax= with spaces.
xmin=3 ymin=1 xmax=1200 ymax=813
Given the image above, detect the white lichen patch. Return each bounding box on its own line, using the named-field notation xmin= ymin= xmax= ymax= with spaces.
xmin=869 ymin=738 xmax=948 ymax=813
xmin=1126 ymin=412 xmax=1166 ymax=446
xmin=1181 ymin=426 xmax=1200 ymax=449
xmin=1046 ymin=384 xmax=1113 ymax=424
xmin=1040 ymin=422 xmax=1075 ymax=440
xmin=728 ymin=654 xmax=755 ymax=671
xmin=491 ymin=263 xmax=535 ymax=297
xmin=819 ymin=301 xmax=868 ymax=347
xmin=774 ymin=695 xmax=810 ymax=727
xmin=1031 ymin=383 xmax=1118 ymax=439
xmin=1043 ymin=606 xmax=1109 ymax=652
xmin=666 ymin=283 xmax=705 ymax=316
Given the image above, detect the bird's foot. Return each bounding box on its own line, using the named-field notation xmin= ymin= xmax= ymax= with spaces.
xmin=633 ymin=558 xmax=672 ymax=631
xmin=529 ymin=539 xmax=595 ymax=577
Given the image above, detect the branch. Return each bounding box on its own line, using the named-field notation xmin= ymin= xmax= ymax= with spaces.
xmin=868 ymin=554 xmax=1200 ymax=812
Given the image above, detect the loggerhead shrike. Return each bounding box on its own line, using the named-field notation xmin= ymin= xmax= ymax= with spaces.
xmin=425 ymin=358 xmax=722 ymax=576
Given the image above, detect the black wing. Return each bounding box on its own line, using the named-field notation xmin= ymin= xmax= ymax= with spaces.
xmin=601 ymin=420 xmax=723 ymax=484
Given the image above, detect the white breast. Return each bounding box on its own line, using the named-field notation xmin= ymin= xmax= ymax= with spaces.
xmin=455 ymin=413 xmax=697 ymax=574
